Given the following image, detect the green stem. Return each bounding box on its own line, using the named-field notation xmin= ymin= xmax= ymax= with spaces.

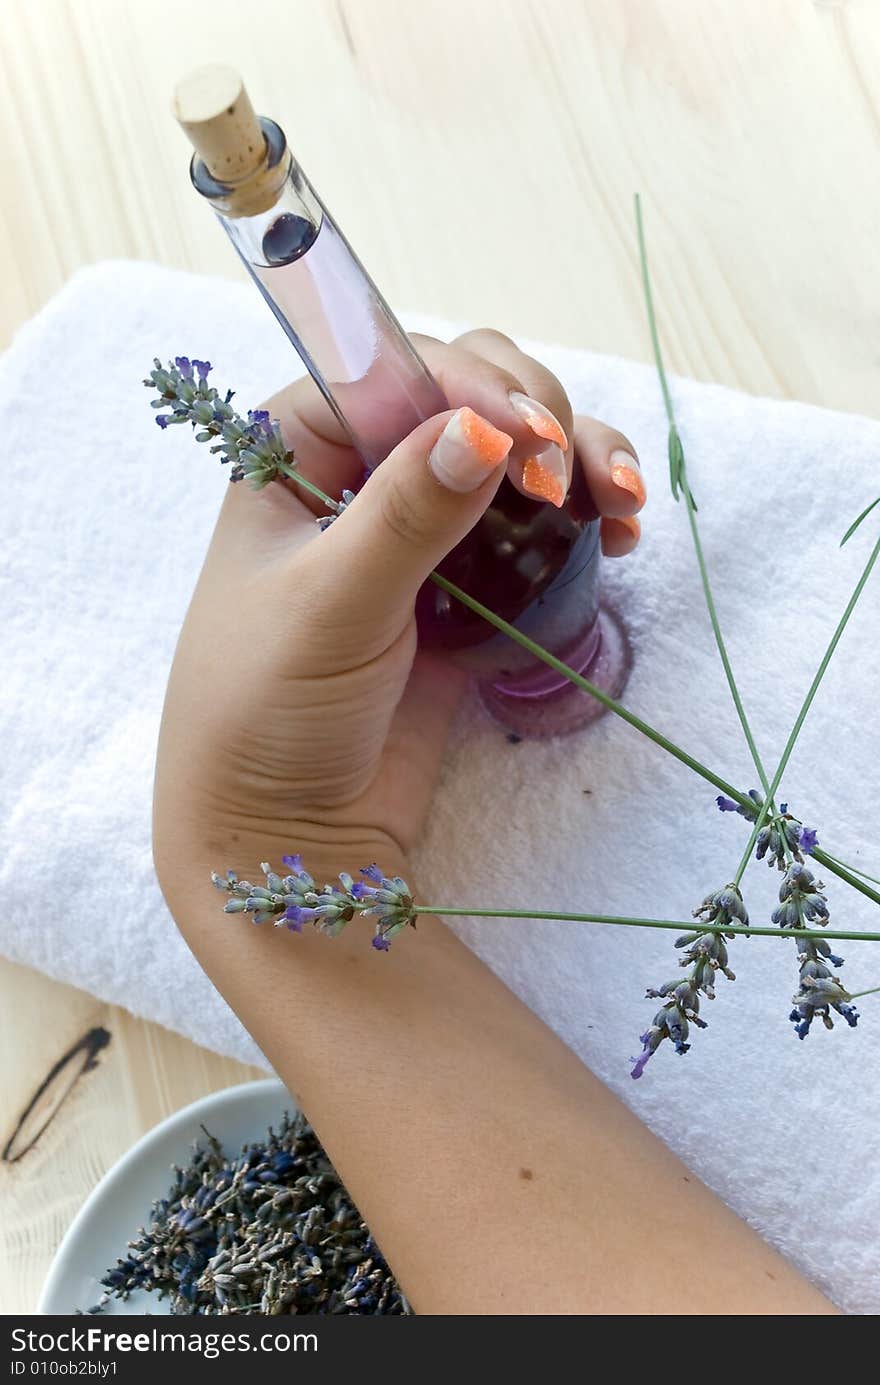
xmin=282 ymin=452 xmax=753 ymax=808
xmin=429 ymin=571 xmax=747 ymax=802
xmin=814 ymin=852 xmax=880 ymax=889
xmin=848 ymin=985 xmax=880 ymax=1000
xmin=683 ymin=493 xmax=772 ymax=799
xmin=732 ymin=532 xmax=880 ymax=895
xmin=419 ymin=905 xmax=880 ymax=943
xmin=635 ymin=194 xmax=675 ymax=425
xmin=770 ymin=531 xmax=880 ymax=799
xmin=285 ymin=442 xmax=880 ymax=906
xmin=811 ymin=847 xmax=880 ymax=907
xmin=636 ymin=194 xmax=780 ymax=841
xmin=635 ymin=194 xmax=880 ymax=909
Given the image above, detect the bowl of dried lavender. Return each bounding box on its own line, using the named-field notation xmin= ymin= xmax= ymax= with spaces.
xmin=39 ymin=1078 xmax=406 ymax=1315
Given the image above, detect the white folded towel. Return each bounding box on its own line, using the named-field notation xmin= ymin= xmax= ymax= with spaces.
xmin=3 ymin=261 xmax=879 ymax=1312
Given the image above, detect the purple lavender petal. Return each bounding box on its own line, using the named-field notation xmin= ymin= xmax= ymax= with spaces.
xmin=798 ymin=826 xmax=819 ymax=854
xmin=630 ymin=1031 xmax=655 ymax=1080
xmin=281 ymin=853 xmax=303 ymax=873
xmin=630 ymin=1049 xmax=653 ymax=1079
xmin=715 ymin=796 xmax=739 ymax=813
xmin=284 ymin=905 xmax=315 ymax=928
xmin=360 ymin=864 xmax=384 ymax=886
xmin=371 ymin=934 xmax=391 ymax=952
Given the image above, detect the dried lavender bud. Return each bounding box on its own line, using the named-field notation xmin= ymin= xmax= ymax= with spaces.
xmin=91 ymin=1112 xmax=408 ymax=1315
xmin=790 ymin=974 xmax=859 ymax=1040
xmin=715 ymin=788 xmax=763 ymax=820
xmin=715 ymin=792 xmax=819 ymax=868
xmin=772 ymin=863 xmax=829 ymax=930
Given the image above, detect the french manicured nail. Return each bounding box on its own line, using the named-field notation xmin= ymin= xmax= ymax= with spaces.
xmin=609 ymin=450 xmax=646 ymax=508
xmin=508 ymin=391 xmax=569 ymax=452
xmin=522 ymin=445 xmax=568 ymax=508
xmin=429 ymin=406 xmax=513 ymax=493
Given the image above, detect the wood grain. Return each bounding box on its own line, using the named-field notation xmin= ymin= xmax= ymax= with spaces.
xmin=2 ymin=0 xmax=879 ymax=1314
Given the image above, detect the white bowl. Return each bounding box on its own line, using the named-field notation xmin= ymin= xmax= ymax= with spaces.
xmin=39 ymin=1077 xmax=292 ymax=1315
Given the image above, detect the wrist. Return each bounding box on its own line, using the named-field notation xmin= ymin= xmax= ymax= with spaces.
xmin=154 ymin=819 xmax=412 ymax=917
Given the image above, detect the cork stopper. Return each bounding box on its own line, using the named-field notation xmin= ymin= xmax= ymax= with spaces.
xmin=173 ymin=65 xmax=266 ymax=183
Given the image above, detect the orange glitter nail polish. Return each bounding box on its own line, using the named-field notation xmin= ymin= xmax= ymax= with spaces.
xmin=522 ymin=457 xmax=565 ymax=508
xmin=458 ymin=406 xmax=516 ymax=467
xmin=509 ymin=391 xmax=569 ymax=451
xmin=610 ymin=454 xmax=646 ymax=508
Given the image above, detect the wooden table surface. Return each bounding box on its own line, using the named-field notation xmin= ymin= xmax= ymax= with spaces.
xmin=2 ymin=0 xmax=879 ymax=1315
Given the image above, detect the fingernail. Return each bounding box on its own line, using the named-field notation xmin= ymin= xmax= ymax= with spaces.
xmin=609 ymin=450 xmax=646 ymax=508
xmin=611 ymin=514 xmax=642 ymax=541
xmin=522 ymin=445 xmax=568 ymax=508
xmin=508 ymin=391 xmax=569 ymax=451
xmin=429 ymin=406 xmax=513 ymax=493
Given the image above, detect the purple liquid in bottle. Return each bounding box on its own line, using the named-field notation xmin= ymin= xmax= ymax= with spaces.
xmin=197 ymin=120 xmax=629 ymax=734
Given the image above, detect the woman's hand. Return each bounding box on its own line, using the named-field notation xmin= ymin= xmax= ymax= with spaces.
xmin=153 ymin=329 xmax=644 ymax=886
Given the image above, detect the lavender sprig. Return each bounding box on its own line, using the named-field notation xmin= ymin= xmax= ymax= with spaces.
xmin=772 ymin=864 xmax=859 ymax=1039
xmin=145 ymin=356 xmax=299 ymax=490
xmin=631 ymin=884 xmax=746 ymax=1079
xmin=212 ymin=859 xmax=416 ymax=951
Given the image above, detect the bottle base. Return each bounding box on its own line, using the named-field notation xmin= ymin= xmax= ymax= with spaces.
xmin=476 ymin=605 xmax=631 ymax=739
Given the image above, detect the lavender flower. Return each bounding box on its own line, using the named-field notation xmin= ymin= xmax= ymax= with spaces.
xmin=145 ymin=357 xmax=296 ymax=490
xmin=316 ymin=490 xmax=356 ymax=531
xmin=715 ymin=788 xmax=762 ymax=819
xmin=798 ymin=825 xmax=819 ymax=855
xmin=212 ymin=859 xmax=416 ymax=949
xmin=715 ymin=791 xmax=819 ymax=869
xmin=356 ymin=865 xmax=417 ymax=949
xmin=756 ymin=813 xmax=804 ymax=870
xmin=631 ymin=883 xmax=746 ymax=1078
xmin=764 ymin=862 xmax=859 ymax=1040
xmin=631 ymin=998 xmax=706 ymax=1079
xmin=771 ymin=862 xmax=829 ymax=930
xmin=789 ymin=974 xmax=859 ymax=1040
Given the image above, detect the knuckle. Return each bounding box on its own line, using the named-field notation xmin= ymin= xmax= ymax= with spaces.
xmin=454 ymin=326 xmax=517 ymax=354
xmin=610 ymin=428 xmax=638 ymax=460
xmin=379 ymin=480 xmax=432 ymax=550
xmin=573 ymin=417 xmax=639 ymax=463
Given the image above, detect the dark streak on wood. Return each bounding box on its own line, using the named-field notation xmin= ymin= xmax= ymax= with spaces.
xmin=335 ymin=0 xmax=357 ymax=59
xmin=2 ymin=1026 xmax=111 ymax=1164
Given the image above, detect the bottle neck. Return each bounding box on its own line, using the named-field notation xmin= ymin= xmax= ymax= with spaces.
xmin=190 ymin=117 xmax=292 ymax=219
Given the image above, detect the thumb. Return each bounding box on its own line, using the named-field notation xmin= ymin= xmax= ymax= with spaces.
xmin=313 ymin=406 xmax=513 ymax=625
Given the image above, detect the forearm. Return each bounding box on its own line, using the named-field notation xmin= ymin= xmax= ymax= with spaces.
xmin=156 ymin=834 xmax=838 ymax=1316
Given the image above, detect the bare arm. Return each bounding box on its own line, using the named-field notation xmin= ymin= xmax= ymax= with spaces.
xmin=157 ymin=837 xmax=836 ymax=1317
